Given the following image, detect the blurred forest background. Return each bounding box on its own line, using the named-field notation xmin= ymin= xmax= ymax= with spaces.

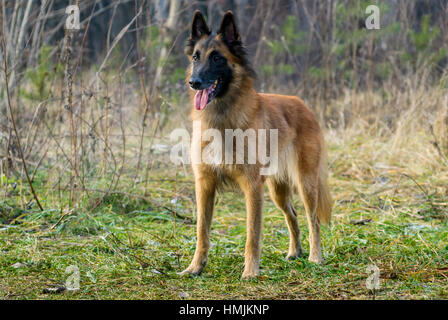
xmin=0 ymin=0 xmax=447 ymax=206
xmin=0 ymin=0 xmax=447 ymax=299
xmin=0 ymin=0 xmax=448 ymax=226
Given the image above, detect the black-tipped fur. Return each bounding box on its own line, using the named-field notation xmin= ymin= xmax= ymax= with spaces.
xmin=185 ymin=10 xmax=211 ymax=56
xmin=218 ymin=11 xmax=255 ymax=78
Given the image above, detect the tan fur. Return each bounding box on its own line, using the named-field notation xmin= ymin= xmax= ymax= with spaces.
xmin=181 ymin=11 xmax=332 ymax=279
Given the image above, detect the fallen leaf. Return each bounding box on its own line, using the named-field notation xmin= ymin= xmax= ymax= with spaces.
xmin=11 ymin=262 xmax=26 ymax=268
xmin=42 ymin=284 xmax=66 ymax=294
xmin=178 ymin=292 xmax=189 ymax=299
xmin=350 ymin=219 xmax=372 ymax=225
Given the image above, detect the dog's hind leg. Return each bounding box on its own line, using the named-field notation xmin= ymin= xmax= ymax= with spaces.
xmin=296 ymin=166 xmax=322 ymax=264
xmin=267 ymin=178 xmax=302 ymax=260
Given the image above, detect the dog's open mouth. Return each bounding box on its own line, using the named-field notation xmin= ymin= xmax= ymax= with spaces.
xmin=194 ymin=78 xmax=222 ymax=110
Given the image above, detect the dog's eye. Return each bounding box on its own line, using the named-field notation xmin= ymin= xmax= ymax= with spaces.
xmin=213 ymin=55 xmax=222 ymax=63
xmin=192 ymin=53 xmax=200 ymax=61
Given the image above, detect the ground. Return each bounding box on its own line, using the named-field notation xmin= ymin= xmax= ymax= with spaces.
xmin=0 ymin=126 xmax=447 ymax=300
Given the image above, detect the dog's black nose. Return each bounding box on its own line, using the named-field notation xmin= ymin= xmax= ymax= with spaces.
xmin=189 ymin=77 xmax=202 ymax=90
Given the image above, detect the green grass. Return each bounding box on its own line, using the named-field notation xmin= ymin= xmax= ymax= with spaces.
xmin=1 ymin=164 xmax=447 ymax=300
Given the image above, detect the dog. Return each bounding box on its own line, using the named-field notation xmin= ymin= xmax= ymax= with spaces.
xmin=180 ymin=10 xmax=332 ymax=279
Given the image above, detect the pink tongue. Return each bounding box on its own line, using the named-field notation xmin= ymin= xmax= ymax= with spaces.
xmin=194 ymin=89 xmax=209 ymax=110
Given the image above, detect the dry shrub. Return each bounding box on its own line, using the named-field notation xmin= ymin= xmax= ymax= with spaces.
xmin=433 ymin=99 xmax=448 ymax=155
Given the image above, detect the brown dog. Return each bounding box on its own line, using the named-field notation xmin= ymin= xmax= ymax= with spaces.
xmin=180 ymin=10 xmax=332 ymax=279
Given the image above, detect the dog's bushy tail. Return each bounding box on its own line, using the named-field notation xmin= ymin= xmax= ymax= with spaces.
xmin=317 ymin=152 xmax=332 ymax=224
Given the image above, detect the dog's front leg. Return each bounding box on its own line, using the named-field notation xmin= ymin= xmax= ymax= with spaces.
xmin=238 ymin=175 xmax=264 ymax=279
xmin=180 ymin=172 xmax=216 ymax=276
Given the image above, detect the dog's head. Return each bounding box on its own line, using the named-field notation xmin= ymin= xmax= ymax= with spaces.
xmin=186 ymin=11 xmax=254 ymax=111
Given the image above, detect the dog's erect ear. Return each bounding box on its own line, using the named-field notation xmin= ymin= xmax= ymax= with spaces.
xmin=218 ymin=11 xmax=241 ymax=44
xmin=185 ymin=11 xmax=210 ymax=55
xmin=190 ymin=11 xmax=210 ymax=41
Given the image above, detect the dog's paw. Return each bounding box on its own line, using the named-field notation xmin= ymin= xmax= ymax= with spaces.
xmin=241 ymin=269 xmax=260 ymax=280
xmin=308 ymin=254 xmax=323 ymax=264
xmin=286 ymin=251 xmax=303 ymax=260
xmin=178 ymin=266 xmax=203 ymax=277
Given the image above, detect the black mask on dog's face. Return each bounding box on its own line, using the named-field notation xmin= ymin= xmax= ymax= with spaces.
xmin=186 ymin=11 xmax=248 ymax=110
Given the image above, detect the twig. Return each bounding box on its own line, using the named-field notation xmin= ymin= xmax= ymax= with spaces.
xmin=91 ymin=7 xmax=142 ymax=86
xmin=429 ymin=124 xmax=448 ymax=166
xmin=49 ymin=207 xmax=73 ymax=230
xmin=401 ymin=173 xmax=440 ymax=216
xmin=133 ymin=0 xmax=150 ymax=186
xmin=108 ymin=232 xmax=167 ymax=274
xmin=1 ymin=31 xmax=43 ymax=211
